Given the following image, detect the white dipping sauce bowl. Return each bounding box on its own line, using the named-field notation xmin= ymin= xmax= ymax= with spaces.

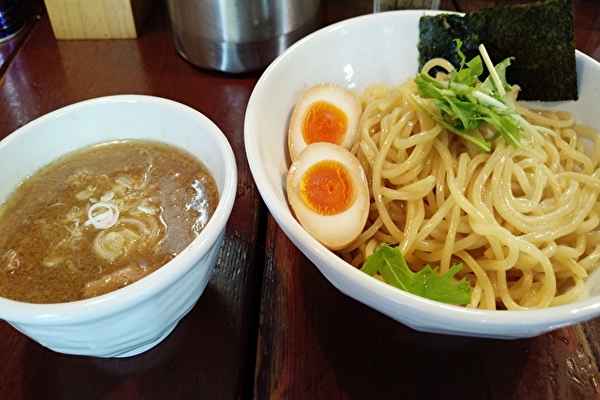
xmin=0 ymin=95 xmax=237 ymax=357
xmin=244 ymin=10 xmax=600 ymax=339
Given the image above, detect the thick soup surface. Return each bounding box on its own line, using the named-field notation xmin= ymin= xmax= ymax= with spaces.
xmin=0 ymin=140 xmax=218 ymax=303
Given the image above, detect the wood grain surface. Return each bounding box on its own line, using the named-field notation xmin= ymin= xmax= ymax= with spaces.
xmin=0 ymin=6 xmax=264 ymax=400
xmin=256 ymin=222 xmax=600 ymax=400
xmin=44 ymin=0 xmax=150 ymax=39
xmin=255 ymin=1 xmax=600 ymax=399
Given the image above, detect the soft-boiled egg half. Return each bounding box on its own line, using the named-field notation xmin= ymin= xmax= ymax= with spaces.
xmin=288 ymin=84 xmax=361 ymax=162
xmin=286 ymin=142 xmax=369 ymax=250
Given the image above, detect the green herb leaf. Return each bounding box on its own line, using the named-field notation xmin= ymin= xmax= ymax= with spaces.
xmin=361 ymin=245 xmax=472 ymax=305
xmin=453 ymin=55 xmax=483 ymax=87
xmin=480 ymin=57 xmax=513 ymax=95
xmin=416 ymin=44 xmax=522 ymax=151
xmin=418 ymin=0 xmax=578 ymax=101
xmin=451 ymin=39 xmax=484 ymax=87
xmin=454 ymin=39 xmax=467 ymax=70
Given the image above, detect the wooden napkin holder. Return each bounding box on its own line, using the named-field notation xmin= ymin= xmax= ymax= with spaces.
xmin=44 ymin=0 xmax=152 ymax=39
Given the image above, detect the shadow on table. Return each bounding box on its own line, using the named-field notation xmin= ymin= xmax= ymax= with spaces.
xmin=20 ymin=284 xmax=240 ymax=399
xmin=300 ymin=263 xmax=530 ymax=400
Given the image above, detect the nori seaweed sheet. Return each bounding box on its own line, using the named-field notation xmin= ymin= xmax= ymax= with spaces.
xmin=418 ymin=0 xmax=577 ymax=101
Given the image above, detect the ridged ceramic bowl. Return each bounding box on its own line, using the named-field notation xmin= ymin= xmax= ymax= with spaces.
xmin=0 ymin=95 xmax=237 ymax=357
xmin=244 ymin=10 xmax=600 ymax=338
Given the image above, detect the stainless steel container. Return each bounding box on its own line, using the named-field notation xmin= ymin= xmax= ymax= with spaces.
xmin=166 ymin=0 xmax=322 ymax=73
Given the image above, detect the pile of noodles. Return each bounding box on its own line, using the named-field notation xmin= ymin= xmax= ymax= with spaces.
xmin=339 ymin=60 xmax=600 ymax=310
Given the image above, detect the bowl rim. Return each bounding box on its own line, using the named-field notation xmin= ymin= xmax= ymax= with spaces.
xmin=0 ymin=94 xmax=238 ymax=324
xmin=244 ymin=9 xmax=600 ymax=332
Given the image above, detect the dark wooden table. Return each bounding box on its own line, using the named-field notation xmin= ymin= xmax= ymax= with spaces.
xmin=0 ymin=1 xmax=599 ymax=399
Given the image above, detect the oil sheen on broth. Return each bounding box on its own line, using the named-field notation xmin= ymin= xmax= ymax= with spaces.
xmin=0 ymin=140 xmax=219 ymax=303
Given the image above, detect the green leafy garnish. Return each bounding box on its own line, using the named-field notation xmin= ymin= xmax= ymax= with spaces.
xmin=418 ymin=0 xmax=578 ymax=101
xmin=415 ymin=40 xmax=522 ymax=151
xmin=361 ymin=245 xmax=471 ymax=305
xmin=452 ymin=39 xmax=483 ymax=87
xmin=480 ymin=56 xmax=512 ymax=95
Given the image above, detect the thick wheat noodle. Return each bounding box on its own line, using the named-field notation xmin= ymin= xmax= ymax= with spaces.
xmin=441 ymin=154 xmax=469 ymax=274
xmin=345 ymin=218 xmax=384 ymax=255
xmin=339 ymin=74 xmax=600 ymax=310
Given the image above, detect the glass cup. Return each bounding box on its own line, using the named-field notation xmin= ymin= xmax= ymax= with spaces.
xmin=373 ymin=0 xmax=440 ymax=11
xmin=0 ymin=0 xmax=24 ymax=43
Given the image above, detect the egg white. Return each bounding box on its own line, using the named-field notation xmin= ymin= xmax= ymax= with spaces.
xmin=288 ymin=84 xmax=361 ymax=162
xmin=286 ymin=142 xmax=369 ymax=250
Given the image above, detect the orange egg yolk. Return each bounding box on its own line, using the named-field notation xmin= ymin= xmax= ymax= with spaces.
xmin=300 ymin=160 xmax=353 ymax=215
xmin=302 ymin=101 xmax=348 ymax=145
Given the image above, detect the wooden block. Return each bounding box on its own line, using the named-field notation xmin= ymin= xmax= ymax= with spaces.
xmin=44 ymin=0 xmax=151 ymax=39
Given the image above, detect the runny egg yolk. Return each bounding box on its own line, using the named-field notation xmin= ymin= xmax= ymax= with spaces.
xmin=300 ymin=160 xmax=353 ymax=215
xmin=302 ymin=101 xmax=348 ymax=145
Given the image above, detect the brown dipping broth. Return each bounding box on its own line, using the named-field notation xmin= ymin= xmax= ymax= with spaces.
xmin=0 ymin=140 xmax=219 ymax=303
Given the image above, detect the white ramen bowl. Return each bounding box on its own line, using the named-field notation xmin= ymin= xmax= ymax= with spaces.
xmin=0 ymin=95 xmax=237 ymax=356
xmin=244 ymin=10 xmax=600 ymax=338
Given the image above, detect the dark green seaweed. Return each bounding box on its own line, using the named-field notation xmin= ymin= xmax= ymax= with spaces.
xmin=418 ymin=0 xmax=577 ymax=101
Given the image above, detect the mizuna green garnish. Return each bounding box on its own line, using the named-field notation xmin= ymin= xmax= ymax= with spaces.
xmin=418 ymin=0 xmax=577 ymax=101
xmin=414 ymin=39 xmax=522 ymax=152
xmin=361 ymin=245 xmax=471 ymax=305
